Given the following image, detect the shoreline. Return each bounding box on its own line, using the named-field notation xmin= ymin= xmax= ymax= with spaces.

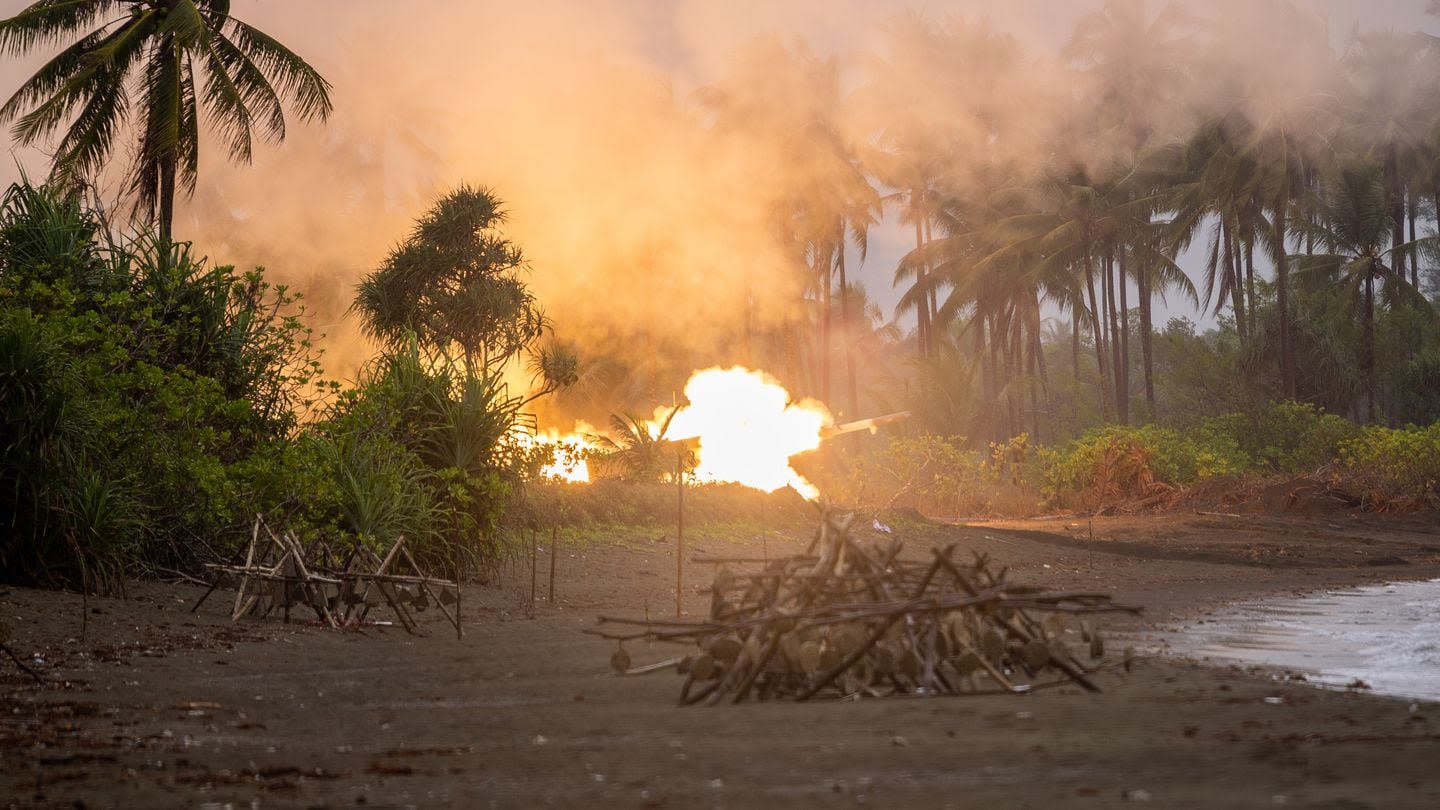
xmin=5 ymin=510 xmax=1440 ymax=808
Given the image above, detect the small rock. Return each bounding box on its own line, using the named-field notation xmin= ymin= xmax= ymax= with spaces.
xmin=890 ymin=735 xmax=908 ymax=747
xmin=1123 ymin=788 xmax=1152 ymax=802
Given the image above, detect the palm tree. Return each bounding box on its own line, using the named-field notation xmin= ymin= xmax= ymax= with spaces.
xmin=856 ymin=13 xmax=1027 ymax=360
xmin=698 ymin=39 xmax=874 ymax=402
xmin=1064 ymin=0 xmax=1195 ymax=164
xmin=1293 ymin=166 xmax=1434 ymax=422
xmin=0 ymin=0 xmax=332 ymax=240
xmin=1166 ymin=118 xmax=1268 ymax=345
xmin=1342 ymin=31 xmax=1433 ymax=279
xmin=587 ymin=410 xmax=684 ymax=484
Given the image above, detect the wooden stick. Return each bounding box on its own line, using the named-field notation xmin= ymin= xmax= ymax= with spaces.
xmin=549 ymin=526 xmax=557 ymax=603
xmin=398 ymin=541 xmax=462 ymax=639
xmin=797 ymin=556 xmax=945 ymax=701
xmin=676 ymin=462 xmax=685 ymax=618
xmin=231 ymin=516 xmax=261 ymax=621
xmin=731 ymin=630 xmax=782 ymax=703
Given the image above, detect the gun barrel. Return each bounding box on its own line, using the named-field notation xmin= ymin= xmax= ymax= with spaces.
xmin=822 ymin=410 xmax=912 ymax=438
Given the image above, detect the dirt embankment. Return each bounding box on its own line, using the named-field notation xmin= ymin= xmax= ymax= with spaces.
xmin=4 ymin=511 xmax=1440 ymax=808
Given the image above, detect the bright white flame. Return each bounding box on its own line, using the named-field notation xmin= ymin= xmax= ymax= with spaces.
xmin=665 ymin=366 xmax=831 ymax=499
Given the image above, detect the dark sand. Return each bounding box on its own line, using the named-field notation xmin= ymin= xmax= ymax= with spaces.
xmin=5 ymin=511 xmax=1440 ymax=808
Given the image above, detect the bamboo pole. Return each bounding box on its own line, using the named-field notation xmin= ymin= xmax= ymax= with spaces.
xmin=549 ymin=526 xmax=558 ymax=603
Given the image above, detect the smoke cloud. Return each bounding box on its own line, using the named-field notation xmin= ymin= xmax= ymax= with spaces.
xmin=1 ymin=0 xmax=1435 ymax=422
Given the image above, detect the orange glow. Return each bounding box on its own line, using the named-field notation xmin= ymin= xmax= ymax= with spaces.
xmin=665 ymin=366 xmax=831 ymax=500
xmin=523 ymin=423 xmax=601 ymax=483
xmin=530 ymin=367 xmax=831 ymax=498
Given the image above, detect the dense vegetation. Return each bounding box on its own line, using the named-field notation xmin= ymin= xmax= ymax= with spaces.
xmin=0 ymin=183 xmax=566 ymax=590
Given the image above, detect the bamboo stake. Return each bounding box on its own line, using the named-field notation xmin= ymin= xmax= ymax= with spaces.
xmin=231 ymin=516 xmax=261 ymax=620
xmin=397 ymin=542 xmax=462 ymax=639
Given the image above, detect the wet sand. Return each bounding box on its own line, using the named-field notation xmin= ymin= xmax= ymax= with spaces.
xmin=4 ymin=511 xmax=1440 ymax=808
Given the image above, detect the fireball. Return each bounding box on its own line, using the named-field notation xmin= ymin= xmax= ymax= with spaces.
xmin=665 ymin=367 xmax=831 ymax=500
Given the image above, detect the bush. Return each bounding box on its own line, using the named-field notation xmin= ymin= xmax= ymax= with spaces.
xmin=828 ymin=434 xmax=1041 ymax=517
xmin=0 ymin=183 xmax=328 ymax=588
xmin=1338 ymin=423 xmax=1440 ymax=507
xmin=1037 ymin=425 xmax=1250 ymax=506
xmin=1198 ymin=402 xmax=1359 ymax=473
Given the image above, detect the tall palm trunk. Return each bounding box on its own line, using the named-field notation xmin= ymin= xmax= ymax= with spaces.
xmin=159 ymin=152 xmax=177 ymax=242
xmin=837 ymin=217 xmax=859 ymax=418
xmin=923 ymin=216 xmax=939 ymax=340
xmin=1407 ymin=188 xmax=1419 ymax=287
xmin=1274 ymin=196 xmax=1296 ymax=400
xmin=1363 ymin=271 xmax=1377 ymax=424
xmin=1117 ymin=247 xmax=1130 ymax=425
xmin=1031 ymin=294 xmax=1050 ymax=441
xmin=1223 ymin=220 xmax=1247 ymax=343
xmin=1083 ymin=249 xmax=1110 ymax=420
xmin=1103 ymin=248 xmax=1124 ymax=424
xmin=1071 ymin=306 xmax=1081 ymax=382
xmin=1138 ymin=261 xmax=1155 ymax=417
xmin=1384 ymin=144 xmax=1405 ymax=260
xmin=1071 ymin=303 xmax=1082 ymax=425
xmin=1244 ymin=235 xmax=1256 ymax=323
xmin=818 ymin=244 xmax=832 ymax=404
xmin=912 ymin=186 xmax=932 ymax=358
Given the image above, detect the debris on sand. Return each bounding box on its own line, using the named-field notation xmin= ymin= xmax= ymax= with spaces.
xmin=589 ymin=510 xmax=1141 ymax=704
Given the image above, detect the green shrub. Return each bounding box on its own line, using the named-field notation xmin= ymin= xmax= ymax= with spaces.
xmin=1038 ymin=424 xmax=1250 ymax=506
xmin=1338 ymin=423 xmax=1440 ymax=506
xmin=0 ymin=183 xmax=329 ymax=588
xmin=1199 ymin=402 xmax=1360 ymax=473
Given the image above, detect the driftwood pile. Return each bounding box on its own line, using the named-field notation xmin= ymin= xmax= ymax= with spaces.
xmin=591 ymin=511 xmax=1140 ymax=704
xmin=196 ymin=516 xmax=463 ymax=638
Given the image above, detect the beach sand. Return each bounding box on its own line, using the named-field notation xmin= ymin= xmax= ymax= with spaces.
xmin=4 ymin=510 xmax=1440 ymax=808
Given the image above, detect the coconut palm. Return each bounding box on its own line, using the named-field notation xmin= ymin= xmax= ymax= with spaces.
xmin=858 ymin=14 xmax=1030 ymax=360
xmin=1065 ymin=0 xmax=1195 ymax=164
xmin=0 ymin=0 xmax=332 ymax=240
xmin=1293 ymin=166 xmax=1435 ymax=423
xmin=1341 ymin=31 xmax=1434 ymax=276
xmin=698 ymin=38 xmax=875 ymax=402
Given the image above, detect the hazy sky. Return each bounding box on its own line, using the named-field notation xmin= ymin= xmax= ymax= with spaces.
xmin=1 ymin=0 xmax=1438 ymax=380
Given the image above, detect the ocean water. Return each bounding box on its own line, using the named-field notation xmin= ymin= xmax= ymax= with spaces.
xmin=1166 ymin=579 xmax=1440 ymax=702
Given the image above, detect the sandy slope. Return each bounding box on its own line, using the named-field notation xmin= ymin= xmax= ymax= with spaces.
xmin=4 ymin=511 xmax=1440 ymax=809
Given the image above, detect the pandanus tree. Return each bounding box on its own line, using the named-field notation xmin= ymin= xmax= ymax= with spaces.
xmin=352 ymin=185 xmax=575 ymax=399
xmin=1293 ymin=166 xmax=1435 ymax=423
xmin=0 ymin=0 xmax=333 ymax=240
